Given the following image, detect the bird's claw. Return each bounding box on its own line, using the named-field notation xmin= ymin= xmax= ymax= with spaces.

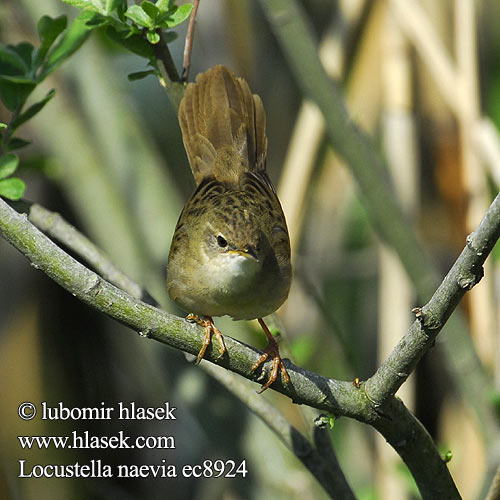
xmin=187 ymin=314 xmax=226 ymax=362
xmin=251 ymin=319 xmax=290 ymax=392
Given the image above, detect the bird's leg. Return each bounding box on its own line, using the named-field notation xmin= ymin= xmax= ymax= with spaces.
xmin=251 ymin=318 xmax=290 ymax=392
xmin=186 ymin=314 xmax=226 ymax=363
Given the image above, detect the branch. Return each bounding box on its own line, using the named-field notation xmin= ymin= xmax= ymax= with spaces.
xmin=5 ymin=199 xmax=352 ymax=498
xmin=365 ymin=189 xmax=500 ymax=402
xmin=10 ymin=201 xmax=158 ymax=306
xmin=6 ymin=188 xmax=500 ymax=497
xmin=371 ymin=397 xmax=458 ymax=499
xmin=153 ymin=32 xmax=184 ymax=110
xmin=2 ymin=2 xmax=491 ymax=496
xmin=182 ymin=0 xmax=200 ymax=82
xmin=1 ymin=197 xmax=355 ymax=410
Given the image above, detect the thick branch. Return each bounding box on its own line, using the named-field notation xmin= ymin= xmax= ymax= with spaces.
xmin=7 ymin=200 xmax=352 ymax=498
xmin=5 ymin=188 xmax=498 ymax=497
xmin=0 ymin=192 xmax=356 ymax=411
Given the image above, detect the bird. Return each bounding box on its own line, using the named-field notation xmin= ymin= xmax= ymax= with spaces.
xmin=167 ymin=65 xmax=292 ymax=392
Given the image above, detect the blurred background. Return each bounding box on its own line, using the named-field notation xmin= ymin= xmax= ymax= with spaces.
xmin=1 ymin=0 xmax=500 ymax=498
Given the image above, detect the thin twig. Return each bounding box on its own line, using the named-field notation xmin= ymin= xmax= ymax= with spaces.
xmin=153 ymin=31 xmax=181 ymax=82
xmin=182 ymin=0 xmax=200 ymax=82
xmin=153 ymin=32 xmax=184 ymax=109
xmin=10 ymin=200 xmax=158 ymax=306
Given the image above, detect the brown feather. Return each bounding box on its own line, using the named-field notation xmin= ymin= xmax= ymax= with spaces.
xmin=178 ymin=65 xmax=268 ymax=186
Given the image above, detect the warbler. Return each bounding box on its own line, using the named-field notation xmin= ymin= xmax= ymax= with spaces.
xmin=167 ymin=65 xmax=291 ymax=391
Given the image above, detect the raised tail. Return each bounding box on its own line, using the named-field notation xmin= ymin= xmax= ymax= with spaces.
xmin=178 ymin=65 xmax=267 ymax=186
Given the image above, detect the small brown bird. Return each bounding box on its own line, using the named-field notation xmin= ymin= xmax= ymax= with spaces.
xmin=167 ymin=65 xmax=292 ymax=391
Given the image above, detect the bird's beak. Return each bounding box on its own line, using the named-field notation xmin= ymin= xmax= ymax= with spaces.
xmin=229 ymin=246 xmax=259 ymax=261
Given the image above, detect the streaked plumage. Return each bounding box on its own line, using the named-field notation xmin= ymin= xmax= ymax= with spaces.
xmin=167 ymin=65 xmax=291 ymax=391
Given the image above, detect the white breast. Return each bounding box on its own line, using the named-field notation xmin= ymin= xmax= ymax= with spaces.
xmin=201 ymin=251 xmax=261 ymax=294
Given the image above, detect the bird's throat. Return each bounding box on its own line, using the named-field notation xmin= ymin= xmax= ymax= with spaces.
xmin=203 ymin=251 xmax=261 ymax=294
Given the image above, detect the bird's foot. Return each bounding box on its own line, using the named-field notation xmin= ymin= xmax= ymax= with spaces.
xmin=186 ymin=314 xmax=226 ymax=363
xmin=251 ymin=318 xmax=290 ymax=393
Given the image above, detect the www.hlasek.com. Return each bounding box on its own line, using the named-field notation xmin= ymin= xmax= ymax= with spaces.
xmin=17 ymin=401 xmax=248 ymax=479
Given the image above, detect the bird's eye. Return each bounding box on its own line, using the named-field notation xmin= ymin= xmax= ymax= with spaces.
xmin=217 ymin=235 xmax=228 ymax=248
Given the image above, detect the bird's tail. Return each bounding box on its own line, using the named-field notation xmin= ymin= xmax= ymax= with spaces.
xmin=178 ymin=65 xmax=267 ymax=186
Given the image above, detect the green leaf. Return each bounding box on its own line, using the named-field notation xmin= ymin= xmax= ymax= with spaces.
xmin=7 ymin=137 xmax=31 ymax=151
xmin=61 ymin=0 xmax=106 ymax=14
xmin=10 ymin=89 xmax=56 ymax=131
xmin=101 ymin=13 xmax=140 ymax=35
xmin=0 ymin=44 xmax=30 ymax=76
xmin=83 ymin=13 xmax=112 ymax=28
xmin=155 ymin=0 xmax=174 ymax=12
xmin=0 ymin=75 xmax=35 ymax=85
xmin=125 ymin=5 xmax=154 ymax=28
xmin=0 ymin=154 xmax=19 ymax=179
xmin=114 ymin=1 xmax=128 ymax=21
xmin=159 ymin=3 xmax=193 ymax=28
xmin=0 ymin=75 xmax=36 ymax=111
xmin=105 ymin=28 xmax=155 ymax=60
xmin=146 ymin=30 xmax=160 ymax=44
xmin=38 ymin=15 xmax=68 ymax=42
xmin=0 ymin=177 xmax=25 ymax=200
xmin=329 ymin=415 xmax=336 ymax=429
xmin=11 ymin=43 xmax=35 ymax=72
xmin=89 ymin=0 xmax=107 ymax=13
xmin=41 ymin=11 xmax=99 ymax=79
xmin=105 ymin=0 xmax=126 ymax=15
xmin=127 ymin=69 xmax=157 ymax=81
xmin=314 ymin=413 xmax=336 ymax=430
xmin=0 ymin=122 xmax=7 ymax=129
xmin=141 ymin=1 xmax=160 ymax=21
xmin=61 ymin=0 xmax=97 ymax=8
xmin=36 ymin=16 xmax=67 ymax=67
